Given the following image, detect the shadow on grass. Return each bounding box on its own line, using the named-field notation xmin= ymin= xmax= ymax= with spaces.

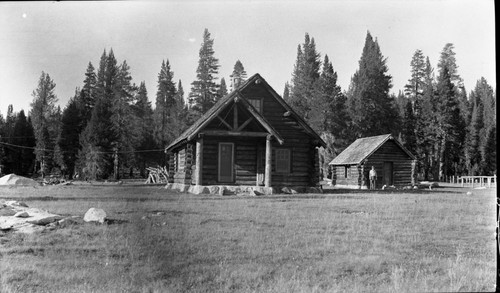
xmin=320 ymin=187 xmax=462 ymax=195
xmin=0 ymin=196 xmax=177 ymax=202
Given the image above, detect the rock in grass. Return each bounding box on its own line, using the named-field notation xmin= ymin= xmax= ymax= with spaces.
xmin=4 ymin=200 xmax=28 ymax=208
xmin=28 ymin=215 xmax=62 ymax=226
xmin=0 ymin=208 xmax=16 ymax=216
xmin=83 ymin=208 xmax=107 ymax=224
xmin=58 ymin=217 xmax=83 ymax=227
xmin=252 ymin=190 xmax=263 ymax=196
xmin=14 ymin=211 xmax=29 ymax=218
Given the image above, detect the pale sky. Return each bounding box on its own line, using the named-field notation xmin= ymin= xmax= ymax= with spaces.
xmin=0 ymin=0 xmax=495 ymax=115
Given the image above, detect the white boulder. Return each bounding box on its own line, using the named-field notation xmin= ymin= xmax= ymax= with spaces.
xmin=83 ymin=208 xmax=107 ymax=224
xmin=14 ymin=211 xmax=29 ymax=218
xmin=0 ymin=174 xmax=40 ymax=186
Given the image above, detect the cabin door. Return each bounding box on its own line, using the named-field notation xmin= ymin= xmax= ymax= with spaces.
xmin=383 ymin=161 xmax=393 ymax=186
xmin=218 ymin=143 xmax=234 ymax=183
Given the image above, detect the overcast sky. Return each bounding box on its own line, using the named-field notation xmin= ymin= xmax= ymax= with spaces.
xmin=0 ymin=0 xmax=495 ymax=115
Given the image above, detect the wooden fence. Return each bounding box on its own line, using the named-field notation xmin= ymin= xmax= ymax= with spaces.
xmin=457 ymin=175 xmax=496 ymax=188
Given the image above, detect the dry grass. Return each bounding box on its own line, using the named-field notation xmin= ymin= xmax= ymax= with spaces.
xmin=0 ymin=184 xmax=496 ymax=292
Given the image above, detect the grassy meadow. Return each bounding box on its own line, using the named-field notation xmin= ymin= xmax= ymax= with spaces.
xmin=0 ymin=184 xmax=496 ymax=292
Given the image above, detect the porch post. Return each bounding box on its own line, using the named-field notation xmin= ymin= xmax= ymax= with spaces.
xmin=195 ymin=135 xmax=203 ymax=185
xmin=265 ymin=135 xmax=272 ymax=188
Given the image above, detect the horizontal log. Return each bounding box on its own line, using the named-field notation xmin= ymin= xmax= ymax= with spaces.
xmin=236 ymin=162 xmax=257 ymax=168
xmin=235 ymin=181 xmax=259 ymax=185
xmin=290 ymin=163 xmax=313 ymax=169
xmin=201 ymin=130 xmax=269 ymax=137
xmin=235 ymin=169 xmax=256 ymax=175
xmin=236 ymin=154 xmax=257 ymax=160
xmin=236 ymin=143 xmax=257 ymax=153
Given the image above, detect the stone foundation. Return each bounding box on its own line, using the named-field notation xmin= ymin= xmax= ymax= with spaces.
xmin=333 ymin=184 xmax=368 ymax=189
xmin=165 ymin=183 xmax=323 ymax=195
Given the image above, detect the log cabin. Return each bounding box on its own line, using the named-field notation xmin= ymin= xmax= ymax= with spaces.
xmin=165 ymin=73 xmax=326 ymax=194
xmin=328 ymin=134 xmax=417 ymax=189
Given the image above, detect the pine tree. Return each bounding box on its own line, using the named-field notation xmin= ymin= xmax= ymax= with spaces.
xmin=475 ymin=77 xmax=496 ymax=132
xmin=81 ymin=62 xmax=97 ymax=122
xmin=110 ymin=60 xmax=141 ymax=179
xmin=437 ymin=43 xmax=462 ymax=87
xmin=133 ymin=81 xmax=157 ymax=176
xmin=464 ymin=97 xmax=483 ymax=175
xmin=154 ymin=60 xmax=177 ymax=149
xmin=77 ymin=49 xmax=118 ymax=179
xmin=0 ymin=105 xmax=17 ymax=174
xmin=11 ymin=110 xmax=35 ymax=176
xmin=172 ymin=80 xmax=188 ymax=138
xmin=309 ymin=54 xmax=351 ymax=176
xmin=96 ymin=50 xmax=107 ymax=99
xmin=464 ymin=77 xmax=495 ymax=175
xmin=347 ymin=31 xmax=399 ymax=138
xmin=51 ymin=105 xmax=63 ymax=174
xmin=404 ymin=49 xmax=426 ymax=101
xmin=30 ymin=71 xmax=58 ymax=177
xmin=219 ymin=77 xmax=228 ymax=97
xmin=283 ymin=82 xmax=290 ymax=101
xmin=309 ymin=55 xmax=349 ymax=146
xmin=0 ymin=112 xmax=4 ymax=174
xmin=288 ymin=33 xmax=321 ymax=119
xmin=435 ymin=67 xmax=466 ymax=178
xmin=57 ymin=94 xmax=84 ymax=178
xmin=189 ymin=29 xmax=220 ymax=114
xmin=230 ymin=60 xmax=247 ymax=90
xmin=481 ymin=125 xmax=496 ymax=175
xmin=401 ymin=99 xmax=417 ymax=154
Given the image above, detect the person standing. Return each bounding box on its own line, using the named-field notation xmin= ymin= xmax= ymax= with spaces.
xmin=369 ymin=166 xmax=377 ymax=190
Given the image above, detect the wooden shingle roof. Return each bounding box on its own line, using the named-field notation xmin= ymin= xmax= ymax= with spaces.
xmin=328 ymin=134 xmax=416 ymax=165
xmin=166 ymin=73 xmax=326 ymax=151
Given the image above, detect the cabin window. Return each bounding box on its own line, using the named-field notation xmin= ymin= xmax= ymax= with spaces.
xmin=275 ymin=149 xmax=291 ymax=174
xmin=248 ymin=98 xmax=263 ymax=114
xmin=344 ymin=166 xmax=350 ymax=178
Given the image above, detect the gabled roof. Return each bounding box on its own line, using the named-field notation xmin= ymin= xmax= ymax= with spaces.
xmin=166 ymin=74 xmax=284 ymax=151
xmin=328 ymin=134 xmax=416 ymax=165
xmin=249 ymin=75 xmax=327 ymax=148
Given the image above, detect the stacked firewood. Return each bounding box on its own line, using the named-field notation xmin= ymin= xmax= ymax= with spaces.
xmin=145 ymin=166 xmax=169 ymax=184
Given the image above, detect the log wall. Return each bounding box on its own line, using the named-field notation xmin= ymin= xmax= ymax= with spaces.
xmin=171 ymin=143 xmax=195 ymax=185
xmin=366 ymin=140 xmax=414 ymax=187
xmin=332 ymin=140 xmax=414 ymax=188
xmin=332 ymin=165 xmax=361 ymax=187
xmin=240 ymin=81 xmax=320 ymax=187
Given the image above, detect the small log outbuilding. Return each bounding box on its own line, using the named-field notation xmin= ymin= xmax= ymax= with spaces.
xmin=165 ymin=73 xmax=326 ymax=194
xmin=328 ymin=134 xmax=417 ymax=189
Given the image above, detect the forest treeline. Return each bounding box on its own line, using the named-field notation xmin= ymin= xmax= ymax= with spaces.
xmin=0 ymin=29 xmax=496 ymax=181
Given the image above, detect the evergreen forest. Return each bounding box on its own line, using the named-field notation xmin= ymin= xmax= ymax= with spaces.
xmin=0 ymin=30 xmax=496 ymax=181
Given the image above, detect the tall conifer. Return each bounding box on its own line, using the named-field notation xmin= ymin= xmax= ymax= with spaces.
xmin=347 ymin=31 xmax=399 ymax=138
xmin=230 ymin=60 xmax=247 ymax=90
xmin=189 ymin=29 xmax=220 ymax=114
xmin=154 ymin=60 xmax=177 ymax=148
xmin=288 ymin=33 xmax=321 ymax=119
xmin=30 ymin=71 xmax=58 ymax=177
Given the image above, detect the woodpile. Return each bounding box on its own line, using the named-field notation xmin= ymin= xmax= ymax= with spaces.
xmin=145 ymin=166 xmax=169 ymax=184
